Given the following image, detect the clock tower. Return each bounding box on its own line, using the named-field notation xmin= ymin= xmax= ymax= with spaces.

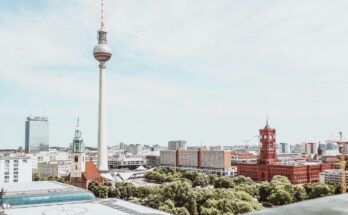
xmin=70 ymin=118 xmax=86 ymax=179
xmin=258 ymin=120 xmax=277 ymax=165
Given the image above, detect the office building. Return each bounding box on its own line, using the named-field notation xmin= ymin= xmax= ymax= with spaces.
xmin=0 ymin=156 xmax=32 ymax=184
xmin=25 ymin=116 xmax=49 ymax=153
xmin=160 ymin=149 xmax=234 ymax=176
xmin=108 ymin=156 xmax=145 ymax=169
xmin=168 ymin=140 xmax=187 ymax=150
xmin=127 ymin=144 xmax=142 ymax=155
xmin=37 ymin=161 xmax=70 ymax=177
xmin=279 ymin=142 xmax=291 ymax=154
xmin=319 ymin=169 xmax=348 ymax=185
xmin=145 ymin=155 xmax=160 ymax=167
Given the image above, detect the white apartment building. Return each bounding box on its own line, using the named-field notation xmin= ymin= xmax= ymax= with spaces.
xmin=0 ymin=156 xmax=32 ymax=184
xmin=108 ymin=156 xmax=145 ymax=169
xmin=28 ymin=150 xmax=70 ymax=172
xmin=319 ymin=169 xmax=348 ymax=185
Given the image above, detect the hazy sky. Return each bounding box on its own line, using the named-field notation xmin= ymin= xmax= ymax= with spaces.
xmin=1 ymin=0 xmax=348 ymax=149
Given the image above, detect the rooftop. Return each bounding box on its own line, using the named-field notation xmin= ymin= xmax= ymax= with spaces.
xmin=2 ymin=181 xmax=84 ymax=197
xmin=247 ymin=193 xmax=348 ymax=215
xmin=4 ymin=199 xmax=172 ymax=215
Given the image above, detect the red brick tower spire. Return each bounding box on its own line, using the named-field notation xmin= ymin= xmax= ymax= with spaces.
xmin=258 ymin=120 xmax=277 ymax=165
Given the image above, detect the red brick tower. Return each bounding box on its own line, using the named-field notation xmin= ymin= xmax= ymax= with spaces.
xmin=257 ymin=120 xmax=277 ymax=165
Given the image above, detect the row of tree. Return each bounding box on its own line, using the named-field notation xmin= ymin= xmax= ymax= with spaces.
xmin=88 ymin=179 xmax=262 ymax=215
xmin=32 ymin=172 xmax=66 ymax=183
xmin=87 ymin=168 xmax=340 ymax=215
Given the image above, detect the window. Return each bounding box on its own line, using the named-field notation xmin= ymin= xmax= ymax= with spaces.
xmin=74 ymin=156 xmax=78 ymax=162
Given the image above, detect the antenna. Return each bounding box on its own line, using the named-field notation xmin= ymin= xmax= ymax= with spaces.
xmin=266 ymin=115 xmax=269 ymax=125
xmin=77 ymin=116 xmax=80 ymax=127
xmin=100 ymin=0 xmax=104 ymax=29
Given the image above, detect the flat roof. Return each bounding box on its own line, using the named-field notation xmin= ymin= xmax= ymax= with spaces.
xmin=247 ymin=193 xmax=348 ymax=215
xmin=2 ymin=181 xmax=85 ymax=197
xmin=5 ymin=199 xmax=172 ymax=215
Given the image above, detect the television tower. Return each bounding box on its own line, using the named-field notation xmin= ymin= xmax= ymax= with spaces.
xmin=93 ymin=0 xmax=112 ymax=172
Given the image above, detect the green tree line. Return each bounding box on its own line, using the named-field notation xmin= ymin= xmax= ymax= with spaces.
xmin=87 ymin=168 xmax=341 ymax=215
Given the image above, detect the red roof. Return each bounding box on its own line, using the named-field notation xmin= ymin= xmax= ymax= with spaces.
xmin=82 ymin=160 xmax=101 ymax=180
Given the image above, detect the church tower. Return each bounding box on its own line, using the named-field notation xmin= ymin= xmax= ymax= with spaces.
xmin=257 ymin=120 xmax=277 ymax=165
xmin=70 ymin=118 xmax=86 ymax=179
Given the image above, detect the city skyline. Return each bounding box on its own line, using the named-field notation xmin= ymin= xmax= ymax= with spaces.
xmin=1 ymin=1 xmax=348 ymax=149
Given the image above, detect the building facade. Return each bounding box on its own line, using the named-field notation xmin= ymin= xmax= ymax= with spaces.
xmin=37 ymin=161 xmax=70 ymax=177
xmin=127 ymin=144 xmax=142 ymax=155
xmin=168 ymin=140 xmax=187 ymax=150
xmin=160 ymin=149 xmax=234 ymax=176
xmin=319 ymin=169 xmax=348 ymax=185
xmin=25 ymin=116 xmax=49 ymax=153
xmin=237 ymin=122 xmax=335 ymax=184
xmin=279 ymin=142 xmax=291 ymax=154
xmin=0 ymin=156 xmax=32 ymax=184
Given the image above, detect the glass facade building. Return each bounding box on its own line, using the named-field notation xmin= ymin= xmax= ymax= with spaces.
xmin=1 ymin=181 xmax=96 ymax=207
xmin=2 ymin=192 xmax=95 ymax=206
xmin=25 ymin=116 xmax=49 ymax=153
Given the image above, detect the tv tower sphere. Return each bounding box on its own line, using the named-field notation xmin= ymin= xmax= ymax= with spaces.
xmin=93 ymin=29 xmax=112 ymax=62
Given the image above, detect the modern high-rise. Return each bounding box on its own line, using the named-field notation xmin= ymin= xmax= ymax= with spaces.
xmin=25 ymin=116 xmax=49 ymax=153
xmin=279 ymin=142 xmax=291 ymax=154
xmin=168 ymin=140 xmax=187 ymax=150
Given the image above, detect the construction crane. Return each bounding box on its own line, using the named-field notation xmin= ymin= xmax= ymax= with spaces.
xmin=243 ymin=140 xmax=250 ymax=150
xmin=326 ymin=132 xmax=348 ymax=193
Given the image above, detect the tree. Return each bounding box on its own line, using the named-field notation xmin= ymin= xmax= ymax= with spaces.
xmin=144 ymin=194 xmax=164 ymax=209
xmin=213 ymin=176 xmax=235 ymax=189
xmin=267 ymin=186 xmax=294 ymax=205
xmin=294 ymin=186 xmax=308 ymax=202
xmin=201 ymin=207 xmax=222 ymax=215
xmin=233 ymin=176 xmax=254 ymax=186
xmin=258 ymin=175 xmax=296 ymax=206
xmin=234 ymin=183 xmax=259 ymax=198
xmin=258 ymin=182 xmax=271 ymax=203
xmin=97 ymin=185 xmax=109 ymax=198
xmin=192 ymin=173 xmax=210 ymax=187
xmin=304 ymin=182 xmax=334 ymax=199
xmin=159 ymin=199 xmax=190 ymax=215
xmin=116 ymin=182 xmax=137 ymax=199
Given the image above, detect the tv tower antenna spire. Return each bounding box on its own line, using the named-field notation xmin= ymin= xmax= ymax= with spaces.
xmin=100 ymin=0 xmax=104 ymax=29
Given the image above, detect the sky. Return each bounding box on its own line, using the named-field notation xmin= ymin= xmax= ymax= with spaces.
xmin=1 ymin=0 xmax=348 ymax=149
